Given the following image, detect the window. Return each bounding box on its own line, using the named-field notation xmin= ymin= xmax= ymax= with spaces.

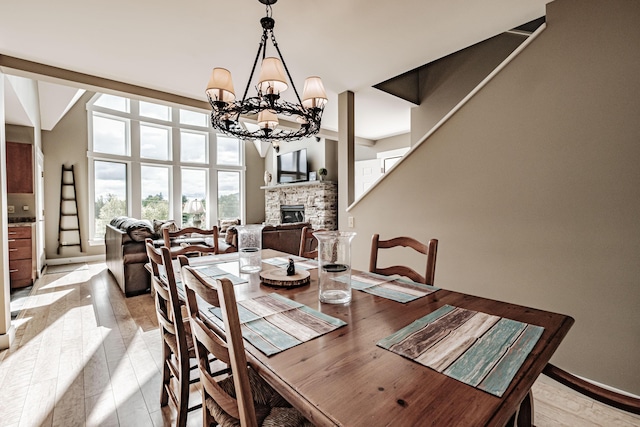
xmin=141 ymin=165 xmax=170 ymax=221
xmin=93 ymin=94 xmax=129 ymax=112
xmin=218 ymin=170 xmax=240 ymax=220
xmin=182 ymin=168 xmax=207 ymax=227
xmin=92 ymin=115 xmax=128 ymax=155
xmin=180 ymin=131 xmax=207 ymax=163
xmin=180 ymin=109 xmax=207 ymax=127
xmin=140 ymin=124 xmax=171 ymax=160
xmin=93 ymin=160 xmax=127 ymax=238
xmin=140 ymin=101 xmax=170 ymax=121
xmin=217 ymin=135 xmax=241 ymax=166
xmin=87 ymin=93 xmax=245 ymax=243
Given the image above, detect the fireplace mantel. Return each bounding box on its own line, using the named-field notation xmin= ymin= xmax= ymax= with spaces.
xmin=263 ymin=181 xmax=337 ymax=230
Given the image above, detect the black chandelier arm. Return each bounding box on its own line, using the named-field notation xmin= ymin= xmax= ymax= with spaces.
xmin=242 ymin=33 xmax=268 ymax=103
xmin=270 ymin=32 xmax=303 ymax=106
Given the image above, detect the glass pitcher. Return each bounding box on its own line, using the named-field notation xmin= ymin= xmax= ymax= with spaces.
xmin=236 ymin=224 xmax=264 ymax=273
xmin=313 ymin=230 xmax=357 ymax=304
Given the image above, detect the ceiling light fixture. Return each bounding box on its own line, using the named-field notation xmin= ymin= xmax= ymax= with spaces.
xmin=206 ymin=0 xmax=327 ymax=144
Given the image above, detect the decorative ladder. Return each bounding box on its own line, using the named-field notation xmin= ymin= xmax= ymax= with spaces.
xmin=57 ymin=164 xmax=83 ymax=254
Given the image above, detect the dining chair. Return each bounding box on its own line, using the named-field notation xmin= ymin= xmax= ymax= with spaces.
xmin=298 ymin=226 xmax=325 ymax=259
xmin=180 ymin=263 xmax=313 ymax=427
xmin=369 ymin=234 xmax=438 ymax=286
xmin=163 ymin=225 xmax=219 ymax=258
xmin=145 ymin=239 xmax=201 ymax=427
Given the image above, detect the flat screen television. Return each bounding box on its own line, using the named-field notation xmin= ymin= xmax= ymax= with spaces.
xmin=277 ymin=148 xmax=308 ymax=183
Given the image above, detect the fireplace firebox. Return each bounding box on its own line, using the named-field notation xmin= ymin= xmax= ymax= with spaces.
xmin=281 ymin=205 xmax=305 ymax=224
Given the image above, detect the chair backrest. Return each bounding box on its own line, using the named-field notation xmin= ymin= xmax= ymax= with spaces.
xmin=369 ymin=234 xmax=438 ymax=286
xmin=145 ymin=239 xmax=189 ymax=361
xmin=163 ymin=226 xmax=219 ymax=258
xmin=180 ymin=263 xmax=259 ymax=427
xmin=298 ymin=226 xmax=325 ymax=259
xmin=543 ymin=364 xmax=640 ymax=415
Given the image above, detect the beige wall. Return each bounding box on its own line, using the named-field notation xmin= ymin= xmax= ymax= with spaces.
xmin=244 ymin=139 xmax=266 ymax=224
xmin=410 ymin=32 xmax=525 ymax=145
xmin=347 ymin=0 xmax=640 ymax=394
xmin=42 ymin=91 xmax=97 ymax=260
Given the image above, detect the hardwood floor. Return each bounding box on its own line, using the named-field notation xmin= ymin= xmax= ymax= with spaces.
xmin=1 ymin=262 xmax=638 ymax=427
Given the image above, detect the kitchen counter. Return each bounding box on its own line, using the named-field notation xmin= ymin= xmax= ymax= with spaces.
xmin=8 ymin=217 xmax=36 ymax=226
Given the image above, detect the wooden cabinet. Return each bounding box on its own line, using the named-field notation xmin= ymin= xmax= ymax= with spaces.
xmin=8 ymin=224 xmax=36 ymax=288
xmin=6 ymin=141 xmax=34 ymax=194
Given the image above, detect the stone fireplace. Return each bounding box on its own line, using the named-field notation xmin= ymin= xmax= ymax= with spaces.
xmin=264 ymin=181 xmax=337 ymax=230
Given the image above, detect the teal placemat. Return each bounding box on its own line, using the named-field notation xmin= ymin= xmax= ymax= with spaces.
xmin=193 ymin=265 xmax=247 ymax=285
xmin=336 ymin=271 xmax=438 ymax=303
xmin=210 ymin=293 xmax=346 ymax=356
xmin=377 ymin=305 xmax=544 ymax=397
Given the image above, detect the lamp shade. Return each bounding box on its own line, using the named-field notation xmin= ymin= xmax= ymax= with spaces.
xmin=257 ymin=57 xmax=288 ymax=95
xmin=206 ymin=68 xmax=236 ymax=103
xmin=302 ymin=76 xmax=328 ymax=108
xmin=183 ymin=198 xmax=205 ymax=214
xmin=258 ymin=110 xmax=279 ymax=131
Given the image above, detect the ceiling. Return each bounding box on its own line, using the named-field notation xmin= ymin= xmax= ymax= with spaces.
xmin=0 ymin=0 xmax=550 ymax=140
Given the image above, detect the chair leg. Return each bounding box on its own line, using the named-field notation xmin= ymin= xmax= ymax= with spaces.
xmin=176 ymin=356 xmax=191 ymax=427
xmin=517 ymin=391 xmax=534 ymax=427
xmin=160 ymin=341 xmax=171 ymax=406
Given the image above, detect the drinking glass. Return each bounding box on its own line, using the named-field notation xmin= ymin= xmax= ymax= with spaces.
xmin=314 ymin=230 xmax=356 ymax=304
xmin=236 ymin=224 xmax=264 ymax=273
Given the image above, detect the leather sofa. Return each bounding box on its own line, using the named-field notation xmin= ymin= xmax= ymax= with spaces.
xmin=223 ymin=222 xmax=311 ymax=255
xmin=105 ymin=217 xmax=154 ymax=297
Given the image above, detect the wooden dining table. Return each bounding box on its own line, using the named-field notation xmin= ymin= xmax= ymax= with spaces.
xmin=183 ymin=249 xmax=574 ymax=427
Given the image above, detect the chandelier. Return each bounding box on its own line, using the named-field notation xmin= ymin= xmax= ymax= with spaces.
xmin=206 ymin=0 xmax=328 ymax=144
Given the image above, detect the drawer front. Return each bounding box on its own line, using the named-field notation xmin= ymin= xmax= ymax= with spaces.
xmin=9 ymin=259 xmax=32 ymax=280
xmin=9 ymin=245 xmax=31 ymax=260
xmin=8 ymin=227 xmax=31 ymax=239
xmin=8 ymin=237 xmax=31 ymax=249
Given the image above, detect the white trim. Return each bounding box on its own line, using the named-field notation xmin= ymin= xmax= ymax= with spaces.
xmin=347 ymin=23 xmax=548 ymax=211
xmin=46 ymin=254 xmax=104 ymax=266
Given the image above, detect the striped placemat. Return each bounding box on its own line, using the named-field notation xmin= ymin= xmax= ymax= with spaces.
xmin=193 ymin=265 xmax=248 ymax=285
xmin=209 ymin=293 xmax=346 ymax=356
xmin=336 ymin=271 xmax=438 ymax=303
xmin=377 ymin=304 xmax=544 ymax=397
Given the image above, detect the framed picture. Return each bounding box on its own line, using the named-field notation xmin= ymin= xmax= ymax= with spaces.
xmin=309 ymin=171 xmax=317 ymax=181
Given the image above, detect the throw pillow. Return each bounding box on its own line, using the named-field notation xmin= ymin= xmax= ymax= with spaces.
xmin=126 ymin=220 xmax=155 ymax=242
xmin=153 ymin=219 xmax=178 ymax=238
xmin=219 ymin=218 xmax=240 ymax=234
xmin=225 ymin=227 xmax=237 ymax=245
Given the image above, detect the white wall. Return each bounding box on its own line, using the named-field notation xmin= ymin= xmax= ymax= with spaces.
xmin=347 ymin=0 xmax=640 ymax=394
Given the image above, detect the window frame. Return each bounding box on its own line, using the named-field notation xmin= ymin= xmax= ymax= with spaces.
xmin=86 ymin=95 xmax=246 ymax=244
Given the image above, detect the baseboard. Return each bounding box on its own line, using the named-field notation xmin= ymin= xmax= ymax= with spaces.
xmin=0 ymin=325 xmax=16 ymax=350
xmin=45 ymin=254 xmax=105 ymax=266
